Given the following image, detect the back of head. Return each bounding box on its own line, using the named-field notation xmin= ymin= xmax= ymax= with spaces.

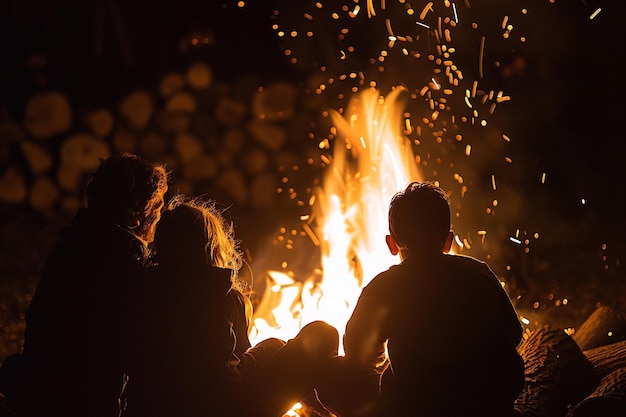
xmin=85 ymin=153 xmax=168 ymax=241
xmin=388 ymin=181 xmax=451 ymax=254
xmin=154 ymin=195 xmax=243 ymax=273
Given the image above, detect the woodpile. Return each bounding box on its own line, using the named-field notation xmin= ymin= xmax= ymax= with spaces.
xmin=514 ymin=305 xmax=626 ymax=417
xmin=0 ymin=61 xmax=322 ymax=216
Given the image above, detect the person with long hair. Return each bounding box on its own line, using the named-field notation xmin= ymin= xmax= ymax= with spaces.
xmin=125 ymin=195 xmax=339 ymax=417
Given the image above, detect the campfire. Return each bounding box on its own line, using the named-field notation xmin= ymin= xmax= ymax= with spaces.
xmin=249 ymin=87 xmax=423 ymax=350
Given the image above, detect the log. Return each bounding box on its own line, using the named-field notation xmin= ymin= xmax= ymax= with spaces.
xmin=165 ymin=91 xmax=197 ymax=114
xmin=566 ymin=367 xmax=626 ymax=417
xmin=182 ymin=153 xmax=219 ymax=182
xmin=155 ymin=110 xmax=192 ymax=133
xmin=20 ymin=140 xmax=53 ymax=175
xmin=56 ymin=163 xmax=84 ymax=193
xmin=0 ymin=166 xmax=27 ymax=204
xmin=111 ymin=128 xmax=139 ymax=153
xmin=24 ymin=91 xmax=73 ymax=140
xmin=222 ymin=129 xmax=247 ymax=153
xmin=139 ymin=132 xmax=168 ymax=159
xmin=159 ymin=72 xmax=186 ymax=98
xmin=217 ymin=168 xmax=248 ymax=204
xmin=60 ymin=195 xmax=82 ymax=214
xmin=29 ymin=175 xmax=60 ymax=214
xmin=215 ymin=98 xmax=248 ymax=127
xmin=583 ymin=340 xmax=626 ymax=379
xmin=173 ymin=132 xmax=204 ymax=164
xmin=59 ymin=133 xmax=111 ymax=171
xmin=252 ymin=82 xmax=297 ymax=122
xmin=174 ymin=132 xmax=204 ymax=164
xmin=118 ymin=90 xmax=154 ymax=130
xmin=514 ymin=326 xmax=598 ymax=417
xmin=84 ymin=108 xmax=114 ymax=138
xmin=572 ymin=306 xmax=626 ymax=351
xmin=190 ymin=111 xmax=218 ymax=139
xmin=185 ymin=62 xmax=213 ymax=90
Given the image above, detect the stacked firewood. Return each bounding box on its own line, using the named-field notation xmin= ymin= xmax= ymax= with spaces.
xmin=515 ymin=305 xmax=626 ymax=417
xmin=0 ymin=61 xmax=321 ymax=216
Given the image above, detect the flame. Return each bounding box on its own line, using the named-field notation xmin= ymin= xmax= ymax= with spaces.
xmin=250 ymin=87 xmax=422 ymax=352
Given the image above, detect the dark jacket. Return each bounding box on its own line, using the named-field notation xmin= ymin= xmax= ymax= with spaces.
xmin=125 ymin=263 xmax=249 ymax=417
xmin=23 ymin=208 xmax=148 ymax=417
xmin=344 ymin=253 xmax=524 ymax=417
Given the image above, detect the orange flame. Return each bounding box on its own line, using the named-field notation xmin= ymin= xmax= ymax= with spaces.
xmin=250 ymin=88 xmax=423 ymax=352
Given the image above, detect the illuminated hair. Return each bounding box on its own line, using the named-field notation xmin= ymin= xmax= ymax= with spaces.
xmin=154 ymin=195 xmax=244 ymax=278
xmin=85 ymin=152 xmax=168 ymax=242
xmin=388 ymin=181 xmax=451 ymax=253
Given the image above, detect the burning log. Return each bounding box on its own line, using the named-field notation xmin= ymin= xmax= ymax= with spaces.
xmin=572 ymin=306 xmax=626 ymax=351
xmin=514 ymin=326 xmax=598 ymax=417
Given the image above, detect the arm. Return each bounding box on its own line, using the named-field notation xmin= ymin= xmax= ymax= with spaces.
xmin=344 ymin=282 xmax=389 ymax=373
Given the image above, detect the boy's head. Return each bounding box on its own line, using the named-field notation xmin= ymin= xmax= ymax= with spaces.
xmin=388 ymin=181 xmax=452 ymax=255
xmin=85 ymin=152 xmax=168 ymax=243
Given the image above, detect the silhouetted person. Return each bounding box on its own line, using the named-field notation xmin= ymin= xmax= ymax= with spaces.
xmin=125 ymin=195 xmax=339 ymax=417
xmin=21 ymin=153 xmax=169 ymax=417
xmin=322 ymin=181 xmax=524 ymax=417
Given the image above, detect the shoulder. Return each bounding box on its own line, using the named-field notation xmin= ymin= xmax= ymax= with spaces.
xmin=442 ymin=253 xmax=495 ymax=275
xmin=359 ymin=263 xmax=405 ymax=300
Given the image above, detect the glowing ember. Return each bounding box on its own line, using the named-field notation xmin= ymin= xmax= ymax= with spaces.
xmin=250 ymin=87 xmax=422 ymax=349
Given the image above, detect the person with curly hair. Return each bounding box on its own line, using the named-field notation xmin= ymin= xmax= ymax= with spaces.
xmin=20 ymin=153 xmax=169 ymax=417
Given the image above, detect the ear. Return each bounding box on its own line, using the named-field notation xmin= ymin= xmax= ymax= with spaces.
xmin=386 ymin=235 xmax=399 ymax=256
xmin=443 ymin=231 xmax=454 ymax=253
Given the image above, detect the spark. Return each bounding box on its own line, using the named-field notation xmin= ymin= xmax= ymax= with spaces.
xmin=479 ymin=36 xmax=485 ymax=78
xmin=420 ymin=2 xmax=434 ymax=20
xmin=590 ymin=8 xmax=601 ymax=20
xmin=510 ymin=237 xmax=521 ymax=244
xmin=367 ymin=0 xmax=377 ymax=18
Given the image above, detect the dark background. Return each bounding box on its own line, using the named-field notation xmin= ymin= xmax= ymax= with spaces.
xmin=1 ymin=0 xmax=625 ymax=359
